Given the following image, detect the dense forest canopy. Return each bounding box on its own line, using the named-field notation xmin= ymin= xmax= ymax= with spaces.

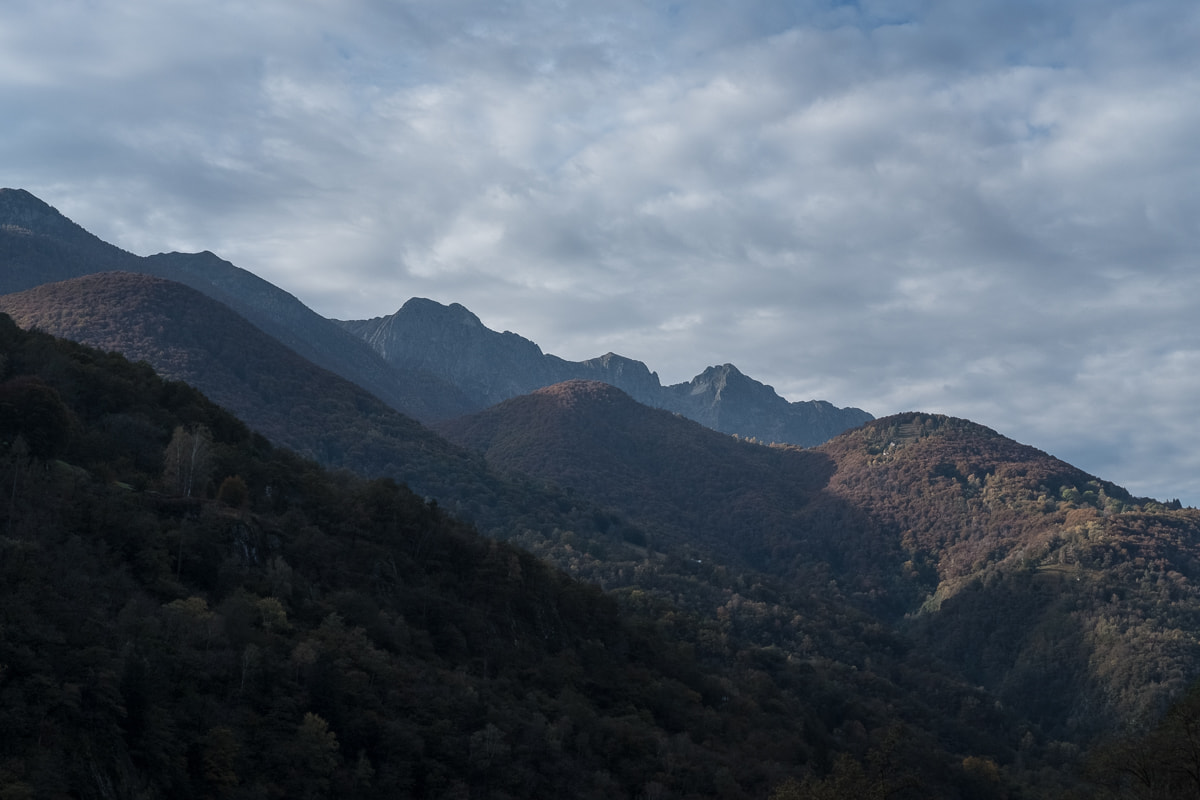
xmin=4 ymin=300 xmax=1200 ymax=799
xmin=0 ymin=315 xmax=1036 ymax=798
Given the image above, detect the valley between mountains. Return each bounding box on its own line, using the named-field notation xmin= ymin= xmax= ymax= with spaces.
xmin=2 ymin=187 xmax=1200 ymax=798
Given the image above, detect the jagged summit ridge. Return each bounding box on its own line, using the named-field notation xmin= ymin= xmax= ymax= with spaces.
xmin=339 ymin=297 xmax=873 ymax=446
xmin=405 ymin=296 xmax=486 ymax=326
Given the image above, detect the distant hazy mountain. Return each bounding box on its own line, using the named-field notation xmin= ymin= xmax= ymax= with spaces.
xmin=0 ymin=188 xmax=471 ymax=422
xmin=339 ymin=298 xmax=580 ymax=410
xmin=0 ymin=187 xmax=140 ymax=282
xmin=665 ymin=362 xmax=873 ymax=446
xmin=340 ymin=298 xmax=873 ymax=445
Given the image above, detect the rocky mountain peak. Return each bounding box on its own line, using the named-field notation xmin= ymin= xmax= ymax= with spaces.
xmin=398 ymin=297 xmax=485 ymax=329
xmin=339 ymin=297 xmax=555 ymax=408
xmin=681 ymin=362 xmax=778 ymax=406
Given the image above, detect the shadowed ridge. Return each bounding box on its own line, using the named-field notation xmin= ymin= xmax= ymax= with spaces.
xmin=140 ymin=252 xmax=474 ymax=422
xmin=0 ymin=188 xmax=128 ymax=251
xmin=0 ymin=271 xmax=472 ymax=487
xmin=0 ymin=190 xmax=472 ymax=422
xmin=2 ymin=189 xmax=872 ymax=440
xmin=437 ymin=379 xmax=838 ymax=571
xmin=0 ymin=188 xmax=140 ymax=292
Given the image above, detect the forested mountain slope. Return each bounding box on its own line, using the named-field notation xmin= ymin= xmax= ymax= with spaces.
xmin=814 ymin=413 xmax=1200 ymax=740
xmin=435 ymin=380 xmax=848 ymax=573
xmin=442 ymin=387 xmax=1200 ymax=746
xmin=0 ymin=317 xmax=1031 ymax=798
xmin=7 ymin=188 xmax=1200 ymax=795
xmin=0 ymin=272 xmax=471 ymax=488
xmin=0 ymin=272 xmax=654 ymax=553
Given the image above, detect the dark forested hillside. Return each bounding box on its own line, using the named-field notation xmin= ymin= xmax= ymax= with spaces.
xmin=0 ymin=315 xmax=697 ymax=797
xmin=435 ymin=380 xmax=836 ymax=569
xmin=0 ymin=272 xmax=656 ymax=554
xmin=0 ymin=317 xmax=1036 ymax=798
xmin=0 ymin=272 xmax=452 ymax=471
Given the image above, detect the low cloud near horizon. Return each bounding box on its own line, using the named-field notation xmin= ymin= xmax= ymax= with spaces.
xmin=3 ymin=0 xmax=1198 ymax=504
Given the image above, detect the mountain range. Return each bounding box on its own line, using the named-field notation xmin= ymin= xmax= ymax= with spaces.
xmin=4 ymin=186 xmax=1200 ymax=797
xmin=338 ymin=300 xmax=871 ymax=446
xmin=0 ymin=189 xmax=473 ymax=422
xmin=0 ymin=187 xmax=870 ymax=445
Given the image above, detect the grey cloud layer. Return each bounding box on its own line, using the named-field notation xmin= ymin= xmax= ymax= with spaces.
xmin=3 ymin=0 xmax=1198 ymax=504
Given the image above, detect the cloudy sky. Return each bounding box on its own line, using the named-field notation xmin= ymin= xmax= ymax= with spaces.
xmin=3 ymin=0 xmax=1198 ymax=505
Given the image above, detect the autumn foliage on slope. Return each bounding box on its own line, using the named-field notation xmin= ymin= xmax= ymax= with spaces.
xmin=442 ymin=388 xmax=1200 ymax=752
xmin=812 ymin=413 xmax=1200 ymax=741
